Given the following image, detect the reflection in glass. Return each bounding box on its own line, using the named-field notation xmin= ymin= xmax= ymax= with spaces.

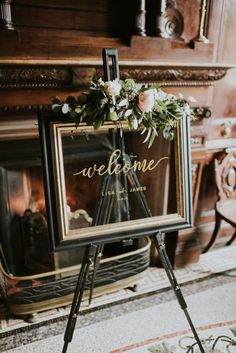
xmin=59 ymin=128 xmax=177 ymax=234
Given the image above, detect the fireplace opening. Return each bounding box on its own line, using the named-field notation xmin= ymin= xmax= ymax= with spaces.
xmin=0 ymin=121 xmax=177 ymax=316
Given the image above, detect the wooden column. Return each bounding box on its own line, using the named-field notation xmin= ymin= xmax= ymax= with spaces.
xmin=155 ymin=0 xmax=167 ymax=37
xmin=134 ymin=0 xmax=146 ymax=36
xmin=0 ymin=0 xmax=14 ymax=30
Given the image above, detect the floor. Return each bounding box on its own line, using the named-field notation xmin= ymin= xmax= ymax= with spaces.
xmin=6 ymin=278 xmax=236 ymax=353
xmin=1 ymin=244 xmax=236 ymax=352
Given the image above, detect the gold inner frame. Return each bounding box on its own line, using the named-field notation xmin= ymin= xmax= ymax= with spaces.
xmin=52 ymin=121 xmax=188 ymax=243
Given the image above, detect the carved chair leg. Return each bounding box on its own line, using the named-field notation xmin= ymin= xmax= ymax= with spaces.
xmin=202 ymin=212 xmax=222 ymax=253
xmin=226 ymin=229 xmax=236 ymax=246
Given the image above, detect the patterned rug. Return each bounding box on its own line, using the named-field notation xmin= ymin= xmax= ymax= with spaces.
xmin=109 ymin=320 xmax=236 ymax=353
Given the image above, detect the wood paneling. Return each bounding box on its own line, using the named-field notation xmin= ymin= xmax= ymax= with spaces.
xmin=175 ymin=0 xmax=202 ymax=41
xmin=11 ymin=0 xmax=133 ymax=38
xmin=216 ymin=0 xmax=236 ymax=63
xmin=0 ymin=0 xmax=236 ymax=267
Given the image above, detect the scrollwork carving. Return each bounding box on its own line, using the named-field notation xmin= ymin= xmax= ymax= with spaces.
xmin=0 ymin=104 xmax=50 ymax=113
xmin=162 ymin=0 xmax=184 ymax=39
xmin=0 ymin=67 xmax=72 ymax=89
xmin=119 ymin=68 xmax=228 ymax=85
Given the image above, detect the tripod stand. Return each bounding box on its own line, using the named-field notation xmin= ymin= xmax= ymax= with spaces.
xmin=61 ymin=48 xmax=205 ymax=353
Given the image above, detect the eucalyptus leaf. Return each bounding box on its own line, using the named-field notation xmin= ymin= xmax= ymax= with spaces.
xmin=133 ymin=117 xmax=139 ymax=130
xmin=118 ymin=98 xmax=127 ymax=107
xmin=124 ymin=109 xmax=133 ymax=117
xmin=52 ymin=103 xmax=62 ymax=112
xmin=140 ymin=127 xmax=146 ymax=135
xmin=62 ymin=103 xmax=70 ymax=114
xmin=163 ymin=126 xmax=174 ymax=140
xmin=109 ymin=111 xmax=119 ymax=121
xmin=143 ymin=128 xmax=152 ymax=144
xmin=94 ymin=118 xmax=103 ymax=129
xmin=74 ymin=105 xmax=83 ymax=114
xmin=148 ymin=129 xmax=158 ymax=149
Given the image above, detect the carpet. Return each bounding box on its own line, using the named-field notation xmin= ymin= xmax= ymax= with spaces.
xmin=109 ymin=320 xmax=236 ymax=352
xmin=5 ymin=281 xmax=236 ymax=353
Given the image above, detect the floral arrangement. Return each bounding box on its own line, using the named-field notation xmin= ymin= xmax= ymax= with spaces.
xmin=52 ymin=78 xmax=195 ymax=148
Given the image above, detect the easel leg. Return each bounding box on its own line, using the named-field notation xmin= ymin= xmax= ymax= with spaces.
xmin=62 ymin=244 xmax=97 ymax=353
xmin=152 ymin=232 xmax=205 ymax=353
xmin=88 ymin=243 xmax=104 ymax=304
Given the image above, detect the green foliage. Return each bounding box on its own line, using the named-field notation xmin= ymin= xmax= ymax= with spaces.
xmin=51 ymin=78 xmax=195 ymax=148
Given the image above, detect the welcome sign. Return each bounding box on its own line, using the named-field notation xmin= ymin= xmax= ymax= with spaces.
xmin=73 ymin=149 xmax=168 ymax=178
xmin=38 ymin=114 xmax=192 ymax=251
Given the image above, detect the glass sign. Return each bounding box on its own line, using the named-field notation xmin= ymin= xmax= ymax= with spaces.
xmin=39 ymin=114 xmax=192 ymax=250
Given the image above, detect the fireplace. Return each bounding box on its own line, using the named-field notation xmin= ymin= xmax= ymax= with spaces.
xmin=0 ymin=118 xmax=152 ymax=318
xmin=0 ymin=56 xmax=224 ymax=318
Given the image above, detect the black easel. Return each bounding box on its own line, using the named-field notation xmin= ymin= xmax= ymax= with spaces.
xmin=61 ymin=48 xmax=205 ymax=353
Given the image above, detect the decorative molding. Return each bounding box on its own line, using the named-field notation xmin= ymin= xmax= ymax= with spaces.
xmin=0 ymin=104 xmax=50 ymax=113
xmin=119 ymin=67 xmax=228 ymax=85
xmin=162 ymin=0 xmax=184 ymax=40
xmin=0 ymin=65 xmax=230 ymax=90
xmin=0 ymin=67 xmax=73 ymax=89
xmin=206 ymin=138 xmax=236 ymax=151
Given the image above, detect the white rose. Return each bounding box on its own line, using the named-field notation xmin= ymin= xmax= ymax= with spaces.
xmin=137 ymin=90 xmax=155 ymax=113
xmin=103 ymin=80 xmax=121 ymax=97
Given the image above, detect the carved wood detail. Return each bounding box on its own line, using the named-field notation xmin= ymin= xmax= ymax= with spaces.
xmin=0 ymin=104 xmax=50 ymax=113
xmin=108 ymin=67 xmax=228 ymax=85
xmin=162 ymin=0 xmax=184 ymax=40
xmin=0 ymin=66 xmax=229 ymax=90
xmin=0 ymin=67 xmax=72 ymax=89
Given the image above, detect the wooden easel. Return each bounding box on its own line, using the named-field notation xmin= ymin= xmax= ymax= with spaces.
xmin=61 ymin=48 xmax=205 ymax=353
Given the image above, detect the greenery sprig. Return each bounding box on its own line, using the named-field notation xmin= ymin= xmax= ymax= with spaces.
xmin=52 ymin=78 xmax=195 ymax=148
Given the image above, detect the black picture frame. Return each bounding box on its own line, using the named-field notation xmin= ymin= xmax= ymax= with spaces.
xmin=38 ymin=111 xmax=193 ymax=251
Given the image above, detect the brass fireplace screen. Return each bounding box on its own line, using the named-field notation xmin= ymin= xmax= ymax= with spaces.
xmin=38 ymin=112 xmax=193 ymax=251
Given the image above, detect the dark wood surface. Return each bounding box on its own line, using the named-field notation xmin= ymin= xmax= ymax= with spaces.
xmin=0 ymin=0 xmax=236 ymax=267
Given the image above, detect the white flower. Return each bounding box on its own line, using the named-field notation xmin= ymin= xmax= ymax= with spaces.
xmin=103 ymin=79 xmax=121 ymax=97
xmin=137 ymin=90 xmax=155 ymax=113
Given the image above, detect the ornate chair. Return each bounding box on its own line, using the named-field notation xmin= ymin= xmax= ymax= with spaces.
xmin=202 ymin=148 xmax=236 ymax=253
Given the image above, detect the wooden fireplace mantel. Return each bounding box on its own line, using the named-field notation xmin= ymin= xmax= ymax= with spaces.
xmin=0 ymin=63 xmax=232 ymax=115
xmin=0 ymin=62 xmax=231 ymax=90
